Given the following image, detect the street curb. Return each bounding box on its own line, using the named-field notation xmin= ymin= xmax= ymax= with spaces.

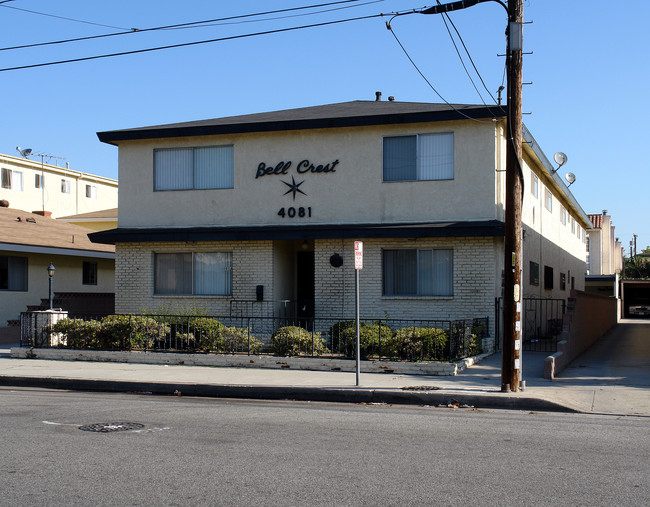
xmin=0 ymin=376 xmax=580 ymax=413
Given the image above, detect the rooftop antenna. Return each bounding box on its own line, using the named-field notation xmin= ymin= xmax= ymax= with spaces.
xmin=552 ymin=152 xmax=567 ymax=174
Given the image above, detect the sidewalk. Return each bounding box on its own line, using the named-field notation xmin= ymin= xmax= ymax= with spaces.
xmin=1 ymin=320 xmax=648 ymax=416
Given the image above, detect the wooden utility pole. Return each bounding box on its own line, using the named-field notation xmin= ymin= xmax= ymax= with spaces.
xmin=502 ymin=0 xmax=524 ymax=392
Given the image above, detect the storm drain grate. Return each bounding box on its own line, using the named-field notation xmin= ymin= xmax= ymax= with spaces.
xmin=79 ymin=422 xmax=145 ymax=433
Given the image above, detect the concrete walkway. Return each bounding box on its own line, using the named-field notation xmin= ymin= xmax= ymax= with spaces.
xmin=1 ymin=319 xmax=648 ymax=415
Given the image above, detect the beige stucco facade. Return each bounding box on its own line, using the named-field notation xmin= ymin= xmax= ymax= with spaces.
xmin=94 ymin=101 xmax=591 ymax=349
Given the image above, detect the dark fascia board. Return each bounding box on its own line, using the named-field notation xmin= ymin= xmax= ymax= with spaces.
xmin=97 ymin=103 xmax=505 ymax=144
xmin=89 ymin=220 xmax=505 ymax=245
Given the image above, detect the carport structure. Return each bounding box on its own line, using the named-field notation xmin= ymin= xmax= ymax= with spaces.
xmin=621 ymin=280 xmax=650 ymax=318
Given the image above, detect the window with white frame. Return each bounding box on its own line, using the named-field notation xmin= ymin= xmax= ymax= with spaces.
xmin=0 ymin=255 xmax=27 ymax=291
xmin=1 ymin=168 xmax=24 ymax=191
xmin=383 ymin=133 xmax=454 ymax=182
xmin=531 ymin=172 xmax=539 ymax=198
xmin=154 ymin=146 xmax=234 ymax=191
xmin=61 ymin=179 xmax=71 ymax=194
xmin=571 ymin=217 xmax=575 ymax=233
xmin=35 ymin=173 xmax=44 ymax=188
xmin=85 ymin=184 xmax=97 ymax=199
xmin=154 ymin=252 xmax=232 ymax=295
xmin=561 ymin=206 xmax=567 ymax=225
xmin=383 ymin=248 xmax=453 ymax=296
xmin=544 ymin=187 xmax=552 ymax=212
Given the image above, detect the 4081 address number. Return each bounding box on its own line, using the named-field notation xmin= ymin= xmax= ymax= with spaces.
xmin=278 ymin=207 xmax=312 ymax=218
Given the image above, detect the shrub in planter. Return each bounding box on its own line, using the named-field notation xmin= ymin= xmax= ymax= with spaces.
xmin=99 ymin=315 xmax=170 ymax=350
xmin=386 ymin=327 xmax=450 ymax=361
xmin=47 ymin=318 xmax=102 ymax=349
xmin=221 ymin=326 xmax=262 ymax=354
xmin=270 ymin=326 xmax=328 ymax=356
xmin=329 ymin=320 xmax=393 ymax=358
xmin=188 ymin=317 xmax=226 ymax=351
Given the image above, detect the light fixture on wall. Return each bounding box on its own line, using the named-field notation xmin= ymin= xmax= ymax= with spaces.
xmin=301 ymin=240 xmax=309 ymax=250
xmin=330 ymin=254 xmax=343 ymax=268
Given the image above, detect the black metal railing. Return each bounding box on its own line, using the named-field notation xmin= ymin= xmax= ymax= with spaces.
xmin=20 ymin=312 xmax=489 ymax=363
xmin=494 ymin=297 xmax=566 ymax=353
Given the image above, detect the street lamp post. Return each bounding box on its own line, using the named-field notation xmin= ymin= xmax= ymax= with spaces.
xmin=421 ymin=0 xmax=524 ymax=391
xmin=47 ymin=263 xmax=56 ymax=310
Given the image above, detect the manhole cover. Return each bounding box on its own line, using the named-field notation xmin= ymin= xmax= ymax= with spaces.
xmin=78 ymin=422 xmax=145 ymax=433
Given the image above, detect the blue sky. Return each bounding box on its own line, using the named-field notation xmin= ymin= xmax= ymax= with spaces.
xmin=1 ymin=0 xmax=648 ymax=251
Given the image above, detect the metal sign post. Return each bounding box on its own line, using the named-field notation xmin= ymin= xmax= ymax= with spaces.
xmin=354 ymin=241 xmax=363 ymax=386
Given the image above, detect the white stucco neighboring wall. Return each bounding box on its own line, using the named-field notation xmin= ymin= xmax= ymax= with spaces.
xmin=0 ymin=153 xmax=118 ymax=218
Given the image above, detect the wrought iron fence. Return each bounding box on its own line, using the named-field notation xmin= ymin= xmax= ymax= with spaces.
xmin=494 ymin=297 xmax=566 ymax=353
xmin=20 ymin=311 xmax=489 ymax=363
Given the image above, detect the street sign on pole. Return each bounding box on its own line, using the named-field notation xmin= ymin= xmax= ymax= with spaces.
xmin=354 ymin=241 xmax=363 ymax=270
xmin=354 ymin=241 xmax=362 ymax=386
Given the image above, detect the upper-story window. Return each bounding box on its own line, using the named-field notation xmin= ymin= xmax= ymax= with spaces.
xmin=561 ymin=206 xmax=567 ymax=225
xmin=35 ymin=174 xmax=44 ymax=188
xmin=61 ymin=179 xmax=71 ymax=194
xmin=570 ymin=217 xmax=575 ymax=234
xmin=85 ymin=184 xmax=97 ymax=199
xmin=544 ymin=187 xmax=552 ymax=212
xmin=154 ymin=146 xmax=234 ymax=191
xmin=1 ymin=168 xmax=23 ymax=191
xmin=383 ymin=133 xmax=454 ymax=182
xmin=531 ymin=172 xmax=539 ymax=198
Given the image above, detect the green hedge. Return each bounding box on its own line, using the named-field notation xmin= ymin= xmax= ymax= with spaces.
xmin=329 ymin=320 xmax=393 ymax=358
xmin=385 ymin=327 xmax=450 ymax=361
xmin=46 ymin=316 xmax=259 ymax=353
xmin=270 ymin=326 xmax=328 ymax=356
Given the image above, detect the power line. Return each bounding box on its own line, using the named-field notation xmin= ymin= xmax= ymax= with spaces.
xmin=0 ymin=0 xmax=375 ymax=52
xmin=1 ymin=4 xmax=133 ymax=30
xmin=0 ymin=12 xmax=386 ymax=72
xmin=442 ymin=11 xmax=498 ymax=104
xmin=385 ymin=17 xmax=498 ymax=124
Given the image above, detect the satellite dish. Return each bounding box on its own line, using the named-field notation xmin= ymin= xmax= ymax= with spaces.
xmin=554 ymin=152 xmax=567 ymax=166
xmin=16 ymin=146 xmax=32 ymax=158
xmin=565 ymin=172 xmax=576 ymax=186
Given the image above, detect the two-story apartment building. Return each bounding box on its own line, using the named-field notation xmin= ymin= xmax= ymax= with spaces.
xmin=91 ymin=100 xmax=591 ymax=346
xmin=0 ymin=152 xmax=118 ymax=219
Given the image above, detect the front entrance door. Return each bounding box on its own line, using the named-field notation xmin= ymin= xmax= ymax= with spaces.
xmin=296 ymin=251 xmax=315 ymax=320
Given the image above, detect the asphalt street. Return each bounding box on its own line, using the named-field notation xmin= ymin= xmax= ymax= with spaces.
xmin=1 ymin=387 xmax=648 ymax=506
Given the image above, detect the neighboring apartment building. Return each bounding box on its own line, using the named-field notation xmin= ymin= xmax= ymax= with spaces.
xmin=586 ymin=211 xmax=623 ymax=276
xmin=0 ymin=206 xmax=115 ymax=341
xmin=91 ymin=100 xmax=591 ymax=346
xmin=0 ymin=152 xmax=118 ymax=219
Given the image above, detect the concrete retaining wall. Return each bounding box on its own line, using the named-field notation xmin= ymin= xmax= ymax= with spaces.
xmin=544 ymin=290 xmax=618 ymax=379
xmin=10 ymin=347 xmax=490 ymax=376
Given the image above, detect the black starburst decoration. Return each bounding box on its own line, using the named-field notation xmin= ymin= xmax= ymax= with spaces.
xmin=281 ymin=176 xmax=307 ymax=200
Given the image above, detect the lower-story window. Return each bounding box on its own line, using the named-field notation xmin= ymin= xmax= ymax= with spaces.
xmin=0 ymin=255 xmax=28 ymax=291
xmin=154 ymin=252 xmax=232 ymax=295
xmin=383 ymin=248 xmax=453 ymax=296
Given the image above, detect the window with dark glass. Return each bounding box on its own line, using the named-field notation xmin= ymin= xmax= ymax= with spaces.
xmin=529 ymin=261 xmax=539 ymax=286
xmin=83 ymin=261 xmax=98 ymax=285
xmin=544 ymin=265 xmax=554 ymax=290
xmin=383 ymin=249 xmax=453 ymax=296
xmin=0 ymin=255 xmax=27 ymax=291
